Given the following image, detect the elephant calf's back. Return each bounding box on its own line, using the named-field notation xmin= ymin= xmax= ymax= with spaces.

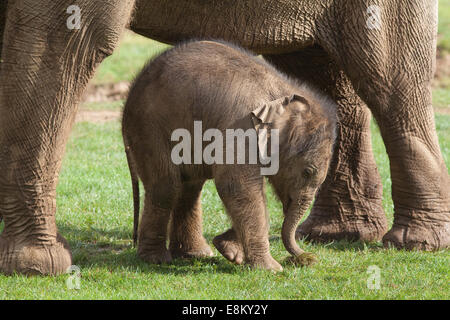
xmin=127 ymin=40 xmax=299 ymax=124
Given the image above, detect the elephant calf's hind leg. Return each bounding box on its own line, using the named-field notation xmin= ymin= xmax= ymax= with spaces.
xmin=213 ymin=228 xmax=244 ymax=264
xmin=138 ymin=181 xmax=177 ymax=264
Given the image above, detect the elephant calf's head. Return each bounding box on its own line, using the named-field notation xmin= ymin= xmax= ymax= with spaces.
xmin=257 ymin=91 xmax=337 ymax=257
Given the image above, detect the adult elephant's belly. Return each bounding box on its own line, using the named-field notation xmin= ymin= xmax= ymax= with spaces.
xmin=129 ymin=0 xmax=319 ymax=54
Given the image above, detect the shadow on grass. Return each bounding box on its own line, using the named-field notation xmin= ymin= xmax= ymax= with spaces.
xmin=268 ymin=234 xmax=383 ymax=252
xmin=300 ymin=238 xmax=384 ymax=252
xmin=60 ymin=225 xmax=243 ymax=275
xmin=73 ymin=246 xmax=242 ymax=275
xmin=58 ymin=223 xmax=385 ymax=276
xmin=59 ymin=225 xmax=131 ymax=244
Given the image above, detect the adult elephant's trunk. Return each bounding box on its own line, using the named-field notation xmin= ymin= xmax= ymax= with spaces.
xmin=282 ymin=196 xmax=313 ymax=257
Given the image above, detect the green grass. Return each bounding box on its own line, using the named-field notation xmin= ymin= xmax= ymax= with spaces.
xmin=0 ymin=115 xmax=448 ymax=300
xmin=434 ymin=87 xmax=450 ymax=108
xmin=92 ymin=32 xmax=170 ymax=85
xmin=438 ymin=0 xmax=450 ymax=53
xmin=81 ymin=100 xmax=125 ymax=111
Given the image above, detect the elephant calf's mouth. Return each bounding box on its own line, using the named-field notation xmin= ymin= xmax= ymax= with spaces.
xmin=283 ymin=196 xmax=294 ymax=215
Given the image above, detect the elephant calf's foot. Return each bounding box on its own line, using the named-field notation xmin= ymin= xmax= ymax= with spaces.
xmin=383 ymin=214 xmax=450 ymax=251
xmin=213 ymin=230 xmax=244 ymax=264
xmin=247 ymin=255 xmax=283 ymax=273
xmin=0 ymin=233 xmax=72 ymax=275
xmin=169 ymin=240 xmax=214 ymax=259
xmin=296 ymin=207 xmax=388 ymax=243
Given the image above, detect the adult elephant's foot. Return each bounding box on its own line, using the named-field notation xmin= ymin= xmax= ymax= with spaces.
xmin=296 ymin=166 xmax=388 ymax=243
xmin=297 ymin=121 xmax=388 ymax=243
xmin=213 ymin=229 xmax=244 ymax=264
xmin=169 ymin=240 xmax=214 ymax=259
xmin=0 ymin=233 xmax=72 ymax=275
xmin=296 ymin=206 xmax=388 ymax=243
xmin=383 ymin=212 xmax=450 ymax=251
xmin=296 ymin=160 xmax=389 ymax=243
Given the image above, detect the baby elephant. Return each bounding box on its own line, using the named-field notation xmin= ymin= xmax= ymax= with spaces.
xmin=122 ymin=40 xmax=336 ymax=272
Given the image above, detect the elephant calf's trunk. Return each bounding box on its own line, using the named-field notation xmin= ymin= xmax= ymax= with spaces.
xmin=282 ymin=200 xmax=311 ymax=257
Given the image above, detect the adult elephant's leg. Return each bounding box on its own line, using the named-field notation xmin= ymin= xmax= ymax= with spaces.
xmin=321 ymin=1 xmax=449 ymax=250
xmin=169 ymin=180 xmax=213 ymax=259
xmin=0 ymin=0 xmax=7 ymax=59
xmin=0 ymin=0 xmax=135 ymax=275
xmin=264 ymin=47 xmax=388 ymax=242
xmin=0 ymin=0 xmax=8 ymax=226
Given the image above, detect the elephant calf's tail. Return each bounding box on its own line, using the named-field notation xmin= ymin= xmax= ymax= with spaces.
xmin=125 ymin=146 xmax=140 ymax=248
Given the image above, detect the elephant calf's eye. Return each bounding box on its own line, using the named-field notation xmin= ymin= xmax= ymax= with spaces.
xmin=302 ymin=167 xmax=314 ymax=179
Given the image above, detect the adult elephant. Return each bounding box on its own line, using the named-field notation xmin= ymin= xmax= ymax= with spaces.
xmin=0 ymin=0 xmax=448 ymax=275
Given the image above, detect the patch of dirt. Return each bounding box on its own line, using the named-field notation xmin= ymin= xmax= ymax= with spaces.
xmin=77 ymin=81 xmax=127 ymax=123
xmin=434 ymin=107 xmax=450 ymax=115
xmin=81 ymin=81 xmax=129 ymax=103
xmin=76 ymin=110 xmax=121 ymax=123
xmin=434 ymin=50 xmax=450 ymax=88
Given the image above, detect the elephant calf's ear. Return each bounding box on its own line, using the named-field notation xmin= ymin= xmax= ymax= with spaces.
xmin=250 ymin=96 xmax=288 ymax=130
xmin=250 ymin=94 xmax=310 ymax=129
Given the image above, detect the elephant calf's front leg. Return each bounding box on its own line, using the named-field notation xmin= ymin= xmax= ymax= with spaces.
xmin=215 ymin=172 xmax=282 ymax=272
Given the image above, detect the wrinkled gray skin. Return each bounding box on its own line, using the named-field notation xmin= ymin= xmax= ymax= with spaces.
xmin=122 ymin=40 xmax=337 ymax=271
xmin=0 ymin=0 xmax=448 ymax=275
